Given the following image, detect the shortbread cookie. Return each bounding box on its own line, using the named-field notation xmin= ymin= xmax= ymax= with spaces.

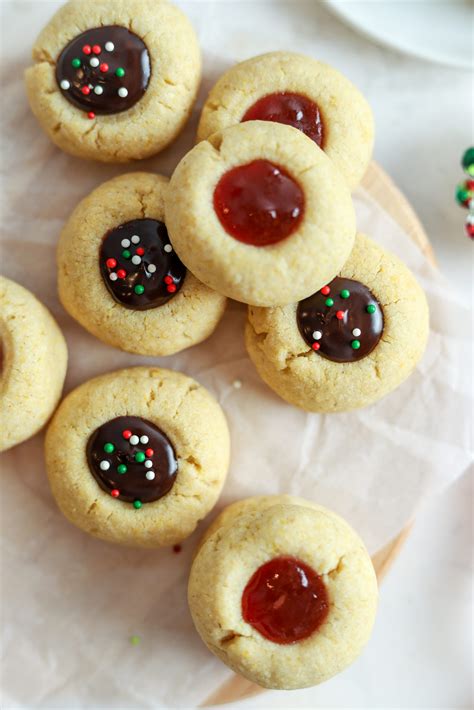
xmin=0 ymin=277 xmax=67 ymax=451
xmin=188 ymin=495 xmax=377 ymax=690
xmin=25 ymin=0 xmax=201 ymax=162
xmin=58 ymin=172 xmax=226 ymax=356
xmin=246 ymin=233 xmax=429 ymax=412
xmin=197 ymin=52 xmax=374 ymax=189
xmin=45 ymin=367 xmax=230 ymax=547
xmin=166 ymin=121 xmax=356 ymax=306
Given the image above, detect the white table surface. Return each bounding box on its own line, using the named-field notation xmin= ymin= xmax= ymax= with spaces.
xmin=4 ymin=1 xmax=473 ymax=708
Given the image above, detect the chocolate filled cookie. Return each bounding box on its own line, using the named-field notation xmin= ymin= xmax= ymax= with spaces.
xmin=166 ymin=121 xmax=356 ymax=306
xmin=58 ymin=172 xmax=226 ymax=356
xmin=0 ymin=277 xmax=67 ymax=452
xmin=197 ymin=52 xmax=374 ymax=189
xmin=189 ymin=495 xmax=377 ymax=689
xmin=245 ymin=233 xmax=429 ymax=412
xmin=25 ymin=0 xmax=201 ymax=162
xmin=45 ymin=367 xmax=230 ymax=547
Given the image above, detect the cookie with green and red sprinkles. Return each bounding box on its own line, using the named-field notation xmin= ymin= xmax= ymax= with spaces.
xmin=246 ymin=233 xmax=429 ymax=413
xmin=57 ymin=172 xmax=226 ymax=356
xmin=24 ymin=0 xmax=201 ymax=162
xmin=45 ymin=366 xmax=230 ymax=548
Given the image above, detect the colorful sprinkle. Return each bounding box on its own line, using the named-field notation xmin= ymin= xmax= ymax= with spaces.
xmin=144 ymin=460 xmax=153 ymax=469
xmin=121 ymin=238 xmax=131 ymax=248
xmin=321 ymin=285 xmax=330 ymax=295
xmin=111 ymin=489 xmax=120 ymax=498
xmin=133 ymin=500 xmax=142 ymax=509
xmin=131 ymin=235 xmax=140 ymax=244
xmin=87 ymin=112 xmax=96 ymax=120
xmin=312 ymin=330 xmax=322 ymax=340
xmin=122 ymin=429 xmax=132 ymax=439
xmin=146 ymin=471 xmax=155 ymax=480
xmin=117 ymin=464 xmax=127 ymax=474
xmin=60 ymin=79 xmax=70 ymax=90
xmin=167 ymin=284 xmax=177 ymax=293
xmin=340 ymin=289 xmax=350 ymax=299
xmin=94 ymin=85 xmax=103 ymax=95
xmin=90 ymin=57 xmax=99 ymax=68
xmin=140 ymin=435 xmax=149 ymax=444
xmin=106 ymin=258 xmax=117 ymax=269
xmin=366 ymin=304 xmax=376 ymax=314
xmin=136 ymin=247 xmax=145 ymax=256
xmin=99 ymin=460 xmax=110 ymax=471
xmin=135 ymin=452 xmax=146 ymax=463
xmin=129 ymin=434 xmax=139 ymax=445
xmin=82 ymin=45 xmax=92 ymax=55
xmin=72 ymin=58 xmax=81 ymax=68
xmin=351 ymin=340 xmax=361 ymax=350
xmin=336 ymin=310 xmax=345 ymax=320
xmin=99 ymin=62 xmax=109 ymax=73
xmin=145 ymin=448 xmax=154 ymax=458
xmin=109 ymin=272 xmax=118 ymax=281
xmin=118 ymin=87 xmax=128 ymax=98
xmin=115 ymin=67 xmax=125 ymax=77
xmin=103 ymin=442 xmax=115 ymax=453
xmin=312 ymin=342 xmax=320 ymax=351
xmin=117 ymin=269 xmax=126 ymax=279
xmin=325 ymin=297 xmax=334 ymax=307
xmin=105 ymin=41 xmax=115 ymax=52
xmin=164 ymin=276 xmax=173 ymax=285
xmin=81 ymin=86 xmax=91 ymax=95
xmin=92 ymin=45 xmax=102 ymax=55
xmin=134 ymin=284 xmax=145 ymax=295
xmin=164 ymin=244 xmax=173 ymax=253
xmin=352 ymin=328 xmax=361 ymax=337
xmin=122 ymin=249 xmax=131 ymax=259
xmin=131 ymin=255 xmax=141 ymax=265
xmin=147 ymin=264 xmax=156 ymax=273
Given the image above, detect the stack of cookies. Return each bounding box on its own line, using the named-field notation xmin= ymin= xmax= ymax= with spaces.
xmin=0 ymin=0 xmax=430 ymax=694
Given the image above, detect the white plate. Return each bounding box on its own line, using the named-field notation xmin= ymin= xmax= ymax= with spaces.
xmin=326 ymin=0 xmax=473 ymax=70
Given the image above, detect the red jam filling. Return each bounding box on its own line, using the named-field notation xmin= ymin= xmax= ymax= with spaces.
xmin=213 ymin=159 xmax=304 ymax=246
xmin=242 ymin=92 xmax=324 ymax=147
xmin=241 ymin=556 xmax=329 ymax=644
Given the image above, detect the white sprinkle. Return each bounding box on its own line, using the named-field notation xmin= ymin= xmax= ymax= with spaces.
xmin=105 ymin=41 xmax=115 ymax=52
xmin=118 ymin=87 xmax=128 ymax=98
xmin=146 ymin=471 xmax=155 ymax=481
xmin=109 ymin=272 xmax=118 ymax=281
xmin=312 ymin=330 xmax=322 ymax=340
xmin=94 ymin=85 xmax=103 ymax=95
xmin=121 ymin=238 xmax=131 ymax=248
xmin=140 ymin=435 xmax=149 ymax=444
xmin=129 ymin=434 xmax=139 ymax=445
xmin=296 ymin=110 xmax=303 ymax=121
xmin=467 ymin=213 xmax=474 ymax=225
xmin=144 ymin=460 xmax=153 ymax=469
xmin=90 ymin=57 xmax=100 ymax=68
xmin=233 ymin=379 xmax=242 ymax=389
xmin=131 ymin=235 xmax=140 ymax=244
xmin=147 ymin=264 xmax=156 ymax=273
xmin=291 ymin=207 xmax=300 ymax=218
xmin=352 ymin=328 xmax=361 ymax=337
xmin=100 ymin=460 xmax=110 ymax=471
xmin=60 ymin=79 xmax=70 ymax=90
xmin=164 ymin=244 xmax=172 ymax=253
xmin=131 ymin=255 xmax=141 ymax=265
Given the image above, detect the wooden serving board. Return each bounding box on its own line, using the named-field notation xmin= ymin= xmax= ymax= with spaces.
xmin=203 ymin=162 xmax=435 ymax=707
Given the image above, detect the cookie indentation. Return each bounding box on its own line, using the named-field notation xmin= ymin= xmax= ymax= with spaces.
xmin=55 ymin=25 xmax=151 ymax=116
xmin=213 ymin=159 xmax=304 ymax=246
xmin=100 ymin=219 xmax=186 ymax=310
xmin=242 ymin=92 xmax=324 ymax=147
xmin=297 ymin=276 xmax=384 ymax=362
xmin=86 ymin=415 xmax=178 ymax=506
xmin=242 ymin=555 xmax=329 ymax=644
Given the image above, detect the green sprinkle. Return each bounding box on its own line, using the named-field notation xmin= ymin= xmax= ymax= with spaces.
xmin=71 ymin=58 xmax=81 ymax=68
xmin=133 ymin=500 xmax=142 ymax=509
xmin=117 ymin=464 xmax=127 ymax=474
xmin=366 ymin=304 xmax=376 ymax=314
xmin=351 ymin=339 xmax=361 ymax=350
xmin=103 ymin=442 xmax=115 ymax=454
xmin=135 ymin=451 xmax=146 ymax=463
xmin=122 ymin=249 xmax=131 ymax=259
xmin=325 ymin=298 xmax=334 ymax=307
xmin=130 ymin=635 xmax=141 ymax=646
xmin=340 ymin=289 xmax=350 ymax=299
xmin=467 ymin=165 xmax=474 ymax=177
xmin=115 ymin=67 xmax=125 ymax=78
xmin=462 ymin=147 xmax=474 ymax=171
xmin=134 ymin=284 xmax=145 ymax=295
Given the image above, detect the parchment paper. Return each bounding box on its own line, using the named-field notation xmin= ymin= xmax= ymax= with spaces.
xmin=1 ymin=2 xmax=472 ymax=708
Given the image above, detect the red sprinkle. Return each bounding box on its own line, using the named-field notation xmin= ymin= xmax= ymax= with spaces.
xmin=145 ymin=448 xmax=154 ymax=458
xmin=167 ymin=284 xmax=177 ymax=293
xmin=82 ymin=44 xmax=92 ymax=55
xmin=312 ymin=342 xmax=320 ymax=351
xmin=164 ymin=275 xmax=173 ymax=285
xmin=111 ymin=489 xmax=120 ymax=498
xmin=136 ymin=247 xmax=145 ymax=256
xmin=87 ymin=111 xmax=96 ymax=120
xmin=99 ymin=62 xmax=109 ymax=72
xmin=92 ymin=45 xmax=102 ymax=55
xmin=321 ymin=286 xmax=330 ymax=295
xmin=106 ymin=258 xmax=117 ymax=269
xmin=336 ymin=310 xmax=345 ymax=320
xmin=122 ymin=429 xmax=132 ymax=439
xmin=81 ymin=86 xmax=91 ymax=95
xmin=117 ymin=269 xmax=126 ymax=279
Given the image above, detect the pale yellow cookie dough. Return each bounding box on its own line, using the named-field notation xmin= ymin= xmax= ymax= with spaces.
xmin=45 ymin=366 xmax=230 ymax=547
xmin=25 ymin=0 xmax=201 ymax=162
xmin=197 ymin=52 xmax=374 ymax=189
xmin=166 ymin=121 xmax=356 ymax=306
xmin=58 ymin=172 xmax=227 ymax=356
xmin=188 ymin=495 xmax=378 ymax=690
xmin=0 ymin=277 xmax=67 ymax=452
xmin=246 ymin=233 xmax=429 ymax=412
